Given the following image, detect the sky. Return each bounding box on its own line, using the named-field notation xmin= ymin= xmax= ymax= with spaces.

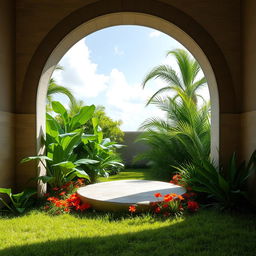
xmin=52 ymin=25 xmax=209 ymax=131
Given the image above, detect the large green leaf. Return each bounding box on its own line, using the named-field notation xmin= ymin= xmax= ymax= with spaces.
xmin=52 ymin=101 xmax=69 ymax=126
xmin=70 ymin=105 xmax=95 ymax=131
xmin=74 ymin=169 xmax=90 ymax=179
xmin=217 ymin=174 xmax=230 ymax=194
xmin=12 ymin=188 xmax=37 ymax=204
xmin=52 ymin=161 xmax=76 ymax=169
xmin=60 ymin=132 xmax=82 ymax=158
xmin=46 ymin=114 xmax=61 ymax=140
xmin=82 ymin=134 xmax=97 ymax=144
xmin=37 ymin=176 xmax=55 ymax=184
xmin=0 ymin=188 xmax=12 ymax=196
xmin=20 ymin=155 xmax=53 ymax=163
xmin=74 ymin=159 xmax=99 ymax=165
xmin=52 ymin=144 xmax=64 ymax=163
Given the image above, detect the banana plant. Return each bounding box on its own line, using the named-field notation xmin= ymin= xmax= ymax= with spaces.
xmin=0 ymin=188 xmax=37 ymax=214
xmin=22 ymin=101 xmax=98 ymax=187
xmin=75 ymin=117 xmax=124 ymax=183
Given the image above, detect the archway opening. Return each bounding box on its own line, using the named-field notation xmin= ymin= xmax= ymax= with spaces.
xmin=37 ymin=12 xmax=219 ymax=184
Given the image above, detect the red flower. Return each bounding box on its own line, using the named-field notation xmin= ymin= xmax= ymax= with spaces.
xmin=55 ymin=200 xmax=68 ymax=208
xmin=59 ymin=191 xmax=66 ymax=196
xmin=164 ymin=194 xmax=173 ymax=202
xmin=64 ymin=207 xmax=70 ymax=213
xmin=47 ymin=197 xmax=58 ymax=202
xmin=154 ymin=207 xmax=161 ymax=213
xmin=177 ymin=195 xmax=184 ymax=201
xmin=187 ymin=201 xmax=199 ymax=212
xmin=129 ymin=205 xmax=136 ymax=213
xmin=44 ymin=193 xmax=50 ymax=197
xmin=67 ymin=193 xmax=81 ymax=207
xmin=52 ymin=187 xmax=59 ymax=191
xmin=170 ymin=174 xmax=182 ymax=185
xmin=79 ymin=203 xmax=91 ymax=211
xmin=154 ymin=193 xmax=163 ymax=198
xmin=61 ymin=181 xmax=72 ymax=189
xmin=162 ymin=204 xmax=169 ymax=208
xmin=76 ymin=179 xmax=84 ymax=186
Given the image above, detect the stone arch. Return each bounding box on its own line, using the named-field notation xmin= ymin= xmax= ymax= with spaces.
xmin=18 ymin=0 xmax=236 ymax=188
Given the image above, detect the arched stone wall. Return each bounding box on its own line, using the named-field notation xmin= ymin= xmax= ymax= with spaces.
xmin=16 ymin=0 xmax=236 ymax=189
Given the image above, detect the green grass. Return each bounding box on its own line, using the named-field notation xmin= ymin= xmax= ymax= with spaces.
xmin=1 ymin=169 xmax=255 ymax=256
xmin=0 ymin=210 xmax=255 ymax=256
xmin=98 ymin=168 xmax=162 ymax=182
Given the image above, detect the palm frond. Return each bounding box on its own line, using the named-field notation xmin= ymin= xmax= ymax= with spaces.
xmin=142 ymin=65 xmax=183 ymax=89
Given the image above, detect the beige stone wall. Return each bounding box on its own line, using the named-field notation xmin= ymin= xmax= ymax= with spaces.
xmin=0 ymin=112 xmax=15 ymax=188
xmin=0 ymin=1 xmax=15 ymax=188
xmin=15 ymin=114 xmax=37 ymax=190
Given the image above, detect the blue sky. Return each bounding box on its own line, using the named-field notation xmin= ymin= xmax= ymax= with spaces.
xmin=52 ymin=25 xmax=209 ymax=131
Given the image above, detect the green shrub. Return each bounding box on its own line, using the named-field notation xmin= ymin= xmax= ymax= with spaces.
xmin=135 ymin=90 xmax=210 ymax=180
xmin=177 ymin=151 xmax=256 ymax=210
xmin=135 ymin=48 xmax=210 ymax=179
xmin=22 ymin=101 xmax=124 ymax=187
xmin=0 ymin=188 xmax=36 ymax=214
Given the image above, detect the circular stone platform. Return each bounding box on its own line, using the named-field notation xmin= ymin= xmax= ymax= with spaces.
xmin=77 ymin=180 xmax=186 ymax=212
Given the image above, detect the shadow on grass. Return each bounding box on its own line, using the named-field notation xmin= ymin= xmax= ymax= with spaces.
xmin=0 ymin=210 xmax=255 ymax=256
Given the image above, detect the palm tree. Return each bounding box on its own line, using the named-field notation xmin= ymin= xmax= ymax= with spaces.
xmin=135 ymin=49 xmax=210 ymax=180
xmin=46 ymin=66 xmax=76 ymax=112
xmin=142 ymin=49 xmax=206 ymax=105
xmin=135 ymin=88 xmax=210 ymax=180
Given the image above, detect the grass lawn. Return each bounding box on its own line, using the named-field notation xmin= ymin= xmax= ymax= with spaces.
xmin=0 ymin=169 xmax=255 ymax=256
xmin=0 ymin=210 xmax=255 ymax=256
xmin=98 ymin=168 xmax=162 ymax=182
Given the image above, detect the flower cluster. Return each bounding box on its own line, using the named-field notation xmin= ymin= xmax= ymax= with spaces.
xmin=151 ymin=192 xmax=185 ymax=217
xmin=170 ymin=174 xmax=193 ymax=192
xmin=128 ymin=191 xmax=200 ymax=217
xmin=169 ymin=174 xmax=183 ymax=185
xmin=45 ymin=193 xmax=91 ymax=215
xmin=43 ymin=179 xmax=91 ymax=215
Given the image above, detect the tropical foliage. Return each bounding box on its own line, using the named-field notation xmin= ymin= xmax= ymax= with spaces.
xmin=142 ymin=49 xmax=206 ymax=105
xmin=46 ymin=66 xmax=76 ymax=112
xmin=0 ymin=188 xmax=37 ymax=214
xmin=65 ymin=99 xmax=124 ymax=143
xmin=22 ymin=101 xmax=124 ymax=187
xmin=177 ymin=151 xmax=256 ymax=210
xmin=135 ymin=49 xmax=210 ymax=179
xmin=74 ymin=116 xmax=124 ymax=183
xmin=88 ymin=106 xmax=124 ymax=143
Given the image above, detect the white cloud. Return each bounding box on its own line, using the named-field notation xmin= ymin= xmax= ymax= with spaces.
xmin=53 ymin=39 xmax=109 ymax=98
xmin=52 ymin=40 xmax=165 ymax=131
xmin=114 ymin=46 xmax=124 ymax=56
xmin=149 ymin=30 xmax=162 ymax=38
xmin=105 ymin=69 xmax=165 ymax=130
xmin=52 ymin=39 xmax=209 ymax=131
